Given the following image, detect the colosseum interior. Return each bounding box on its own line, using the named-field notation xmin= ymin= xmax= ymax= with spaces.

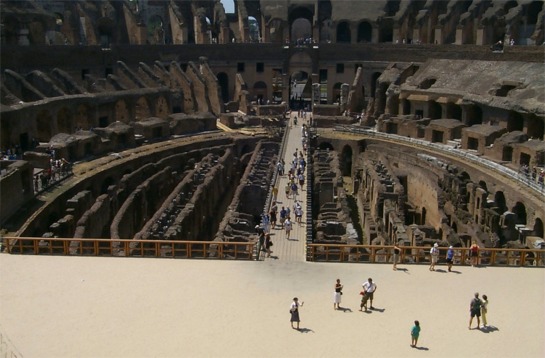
xmin=1 ymin=0 xmax=544 ymax=265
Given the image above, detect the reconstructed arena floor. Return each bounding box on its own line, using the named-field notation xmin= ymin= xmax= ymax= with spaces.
xmin=0 ymin=253 xmax=543 ymax=357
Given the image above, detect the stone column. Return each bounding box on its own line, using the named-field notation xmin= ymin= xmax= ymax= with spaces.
xmin=475 ymin=27 xmax=485 ymax=45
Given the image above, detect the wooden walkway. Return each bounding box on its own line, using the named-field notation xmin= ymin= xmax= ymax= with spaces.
xmin=261 ymin=111 xmax=309 ymax=262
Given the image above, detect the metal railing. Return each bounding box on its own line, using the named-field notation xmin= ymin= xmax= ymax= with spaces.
xmin=2 ymin=237 xmax=255 ymax=260
xmin=334 ymin=125 xmax=545 ymax=196
xmin=308 ymin=244 xmax=545 ymax=267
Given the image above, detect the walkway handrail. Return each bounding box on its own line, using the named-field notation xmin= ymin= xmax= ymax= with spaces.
xmin=308 ymin=243 xmax=545 ymax=267
xmin=2 ymin=237 xmax=255 ymax=260
xmin=334 ymin=125 xmax=545 ymax=196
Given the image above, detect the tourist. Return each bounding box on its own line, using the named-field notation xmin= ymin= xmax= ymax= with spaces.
xmin=279 ymin=206 xmax=287 ymax=228
xmin=284 ymin=217 xmax=293 ymax=239
xmin=269 ymin=209 xmax=277 ymax=229
xmin=411 ymin=320 xmax=421 ymax=348
xmin=360 ymin=277 xmax=377 ymax=311
xmin=285 ymin=182 xmax=291 ymax=198
xmin=446 ymin=245 xmax=454 ymax=272
xmin=333 ymin=278 xmax=343 ymax=310
xmin=469 ymin=241 xmax=479 ymax=266
xmin=468 ymin=292 xmax=483 ymax=329
xmin=298 ymin=172 xmax=305 ymax=190
xmin=291 ymin=181 xmax=298 ymax=200
xmin=481 ymin=294 xmax=489 ymax=327
xmin=264 ymin=234 xmax=273 ymax=258
xmin=294 ymin=205 xmax=303 ymax=225
xmin=290 ymin=297 xmax=304 ymax=329
xmin=429 ymin=243 xmax=439 ymax=271
xmin=393 ymin=243 xmax=401 ymax=270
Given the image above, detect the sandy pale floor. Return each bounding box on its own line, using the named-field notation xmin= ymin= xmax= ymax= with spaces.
xmin=0 ymin=254 xmax=544 ymax=358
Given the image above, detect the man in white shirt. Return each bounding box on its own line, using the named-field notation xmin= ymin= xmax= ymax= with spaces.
xmin=360 ymin=278 xmax=377 ymax=312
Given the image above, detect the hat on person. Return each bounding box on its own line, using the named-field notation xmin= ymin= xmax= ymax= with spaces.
xmin=434 ymin=243 xmax=439 ymax=247
xmin=449 ymin=245 xmax=453 ymax=248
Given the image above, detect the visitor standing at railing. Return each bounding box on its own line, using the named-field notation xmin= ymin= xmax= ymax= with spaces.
xmin=429 ymin=243 xmax=440 ymax=271
xmin=393 ymin=243 xmax=401 ymax=270
xmin=470 ymin=241 xmax=480 ymax=267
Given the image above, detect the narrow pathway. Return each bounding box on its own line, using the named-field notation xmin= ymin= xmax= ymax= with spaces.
xmin=263 ymin=111 xmax=310 ymax=262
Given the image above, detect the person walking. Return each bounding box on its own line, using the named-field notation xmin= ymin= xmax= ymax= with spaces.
xmin=429 ymin=243 xmax=439 ymax=271
xmin=360 ymin=278 xmax=377 ymax=312
xmin=284 ymin=217 xmax=293 ymax=239
xmin=411 ymin=320 xmax=421 ymax=348
xmin=481 ymin=294 xmax=489 ymax=327
xmin=446 ymin=246 xmax=454 ymax=272
xmin=333 ymin=279 xmax=343 ymax=310
xmin=264 ymin=234 xmax=273 ymax=258
xmin=469 ymin=292 xmax=483 ymax=329
xmin=290 ymin=297 xmax=304 ymax=329
xmin=393 ymin=243 xmax=401 ymax=270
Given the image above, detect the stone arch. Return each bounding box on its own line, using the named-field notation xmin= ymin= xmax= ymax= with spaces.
xmin=465 ymin=105 xmax=483 ymax=126
xmin=526 ymin=114 xmax=544 ymax=140
xmin=155 ymin=96 xmax=169 ymax=119
xmin=357 ymin=21 xmax=373 ymax=43
xmin=75 ymin=104 xmax=91 ymax=129
xmin=533 ymin=218 xmax=544 ymax=238
xmin=428 ymin=101 xmax=442 ymax=119
xmin=371 ymin=72 xmax=381 ymax=98
xmin=336 ymin=21 xmax=351 ymax=43
xmin=101 ymin=176 xmax=116 ymax=195
xmin=507 ymin=111 xmax=524 ymax=132
xmin=57 ymin=107 xmax=72 ymax=134
xmin=35 ymin=110 xmax=54 ymax=142
xmin=217 ymin=72 xmax=229 ymax=103
xmin=447 ymin=103 xmax=462 ymax=120
xmin=332 ymin=82 xmax=343 ymax=103
xmin=379 ymin=19 xmax=394 ymax=42
xmin=97 ymin=17 xmax=115 ymax=47
xmin=317 ymin=141 xmax=334 ymax=151
xmin=267 ymin=18 xmax=284 ymax=43
xmin=135 ymin=97 xmax=151 ymax=121
xmin=147 ymin=15 xmax=165 ymax=45
xmin=288 ymin=6 xmax=314 ymax=43
xmin=115 ymin=100 xmax=130 ymax=123
xmin=478 ymin=180 xmax=488 ymax=192
xmin=253 ymin=81 xmax=268 ymax=102
xmin=494 ymin=191 xmax=507 ymax=214
xmin=512 ymin=201 xmax=527 ymax=225
xmin=341 ymin=145 xmax=353 ymax=176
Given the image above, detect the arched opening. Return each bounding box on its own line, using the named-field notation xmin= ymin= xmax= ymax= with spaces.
xmin=533 ymin=218 xmax=544 ymax=238
xmin=402 ymin=99 xmax=411 ymax=115
xmin=379 ymin=19 xmax=393 ymax=42
xmin=357 ymin=21 xmax=372 ymax=43
xmin=507 ymin=111 xmax=524 ymax=132
xmin=527 ymin=1 xmax=543 ymax=25
xmin=465 ymin=105 xmax=483 ymax=126
xmin=288 ymin=6 xmax=314 ymax=43
xmin=135 ymin=97 xmax=150 ymax=121
xmin=318 ymin=142 xmax=335 ymax=151
xmin=147 ymin=15 xmax=165 ymax=45
xmin=57 ymin=108 xmax=72 ymax=134
xmin=332 ymin=82 xmax=343 ymax=104
xmin=336 ymin=21 xmax=351 ymax=43
xmin=101 ymin=177 xmax=115 ymax=195
xmin=249 ymin=16 xmax=261 ymax=42
xmin=115 ymin=100 xmax=130 ymax=123
xmin=526 ymin=114 xmax=544 ymax=140
xmin=97 ymin=17 xmax=114 ymax=47
xmin=371 ymin=72 xmax=381 ymax=98
xmin=253 ymin=81 xmax=268 ymax=102
xmin=494 ymin=191 xmax=507 ymax=214
xmin=35 ymin=110 xmax=53 ymax=142
xmin=217 ymin=72 xmax=229 ymax=103
xmin=341 ymin=145 xmax=353 ymax=176
xmin=512 ymin=202 xmax=527 ymax=225
xmin=502 ymin=146 xmax=513 ymax=162
xmin=291 ymin=18 xmax=312 ymax=43
xmin=428 ymin=101 xmax=442 ymax=119
xmin=478 ymin=180 xmax=488 ymax=192
xmin=447 ymin=103 xmax=462 ymax=120
xmin=289 ymin=70 xmax=311 ymax=110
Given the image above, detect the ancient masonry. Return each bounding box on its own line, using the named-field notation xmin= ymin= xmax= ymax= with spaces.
xmin=0 ymin=1 xmax=544 ymax=261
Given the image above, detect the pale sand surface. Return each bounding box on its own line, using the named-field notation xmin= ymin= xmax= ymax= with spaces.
xmin=1 ymin=254 xmax=544 ymax=358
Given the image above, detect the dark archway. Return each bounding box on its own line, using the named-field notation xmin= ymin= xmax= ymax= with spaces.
xmin=465 ymin=105 xmax=483 ymax=126
xmin=288 ymin=6 xmax=314 ymax=43
xmin=336 ymin=21 xmax=351 ymax=43
xmin=512 ymin=202 xmax=527 ymax=225
xmin=318 ymin=142 xmax=334 ymax=151
xmin=429 ymin=101 xmax=442 ymax=119
xmin=341 ymin=145 xmax=353 ymax=176
xmin=253 ymin=81 xmax=267 ymax=102
xmin=101 ymin=177 xmax=115 ymax=194
xmin=507 ymin=111 xmax=524 ymax=132
xmin=494 ymin=191 xmax=507 ymax=214
xmin=357 ymin=21 xmax=372 ymax=43
xmin=533 ymin=218 xmax=544 ymax=238
xmin=217 ymin=72 xmax=229 ymax=103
